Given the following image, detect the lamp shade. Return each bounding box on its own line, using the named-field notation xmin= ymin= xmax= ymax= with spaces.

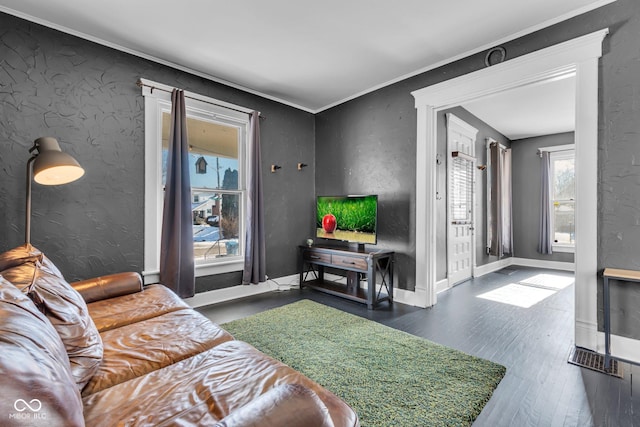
xmin=32 ymin=137 xmax=84 ymax=185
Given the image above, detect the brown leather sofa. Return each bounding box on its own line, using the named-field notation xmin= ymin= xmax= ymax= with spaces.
xmin=0 ymin=244 xmax=359 ymax=427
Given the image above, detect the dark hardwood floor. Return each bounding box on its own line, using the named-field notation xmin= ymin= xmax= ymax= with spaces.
xmin=197 ymin=267 xmax=640 ymax=427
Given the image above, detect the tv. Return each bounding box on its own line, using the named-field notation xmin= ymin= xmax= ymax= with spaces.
xmin=316 ymin=195 xmax=378 ymax=249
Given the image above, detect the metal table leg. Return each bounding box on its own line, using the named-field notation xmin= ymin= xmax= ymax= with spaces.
xmin=603 ymin=275 xmax=611 ymax=370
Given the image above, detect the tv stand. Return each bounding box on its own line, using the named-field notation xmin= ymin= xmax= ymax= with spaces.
xmin=349 ymin=242 xmax=366 ymax=252
xmin=299 ymin=245 xmax=394 ymax=309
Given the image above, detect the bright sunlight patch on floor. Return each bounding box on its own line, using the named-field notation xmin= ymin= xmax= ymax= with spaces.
xmin=519 ymin=273 xmax=574 ymax=290
xmin=477 ymin=283 xmax=557 ymax=308
xmin=477 ymin=273 xmax=574 ymax=308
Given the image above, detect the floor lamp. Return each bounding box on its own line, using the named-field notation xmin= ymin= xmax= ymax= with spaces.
xmin=25 ymin=137 xmax=85 ymax=244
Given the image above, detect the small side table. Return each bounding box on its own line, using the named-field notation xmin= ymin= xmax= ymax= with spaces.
xmin=602 ymin=268 xmax=640 ymax=370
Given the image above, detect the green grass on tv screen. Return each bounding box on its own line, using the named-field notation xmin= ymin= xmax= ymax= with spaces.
xmin=317 ymin=196 xmax=376 ymax=233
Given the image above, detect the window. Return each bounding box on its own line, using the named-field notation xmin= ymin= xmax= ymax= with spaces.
xmin=550 ymin=149 xmax=575 ymax=251
xmin=141 ymin=79 xmax=250 ymax=282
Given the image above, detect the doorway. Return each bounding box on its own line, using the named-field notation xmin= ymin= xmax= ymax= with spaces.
xmin=412 ymin=29 xmax=607 ymax=354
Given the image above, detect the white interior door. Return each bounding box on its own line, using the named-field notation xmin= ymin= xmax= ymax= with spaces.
xmin=447 ymin=114 xmax=478 ymax=286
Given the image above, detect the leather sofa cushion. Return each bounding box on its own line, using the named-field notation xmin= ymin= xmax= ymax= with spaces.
xmin=82 ymin=340 xmax=359 ymax=427
xmin=0 ymin=276 xmax=85 ymax=427
xmin=71 ymin=272 xmax=144 ymax=304
xmin=214 ymin=383 xmax=335 ymax=427
xmin=86 ymin=284 xmax=190 ymax=332
xmin=83 ymin=309 xmax=234 ymax=396
xmin=1 ymin=260 xmax=103 ymax=391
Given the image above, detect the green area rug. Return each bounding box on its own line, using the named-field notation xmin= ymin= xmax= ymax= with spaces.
xmin=222 ymin=300 xmax=506 ymax=427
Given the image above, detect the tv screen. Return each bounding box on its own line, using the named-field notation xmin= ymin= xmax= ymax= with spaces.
xmin=316 ymin=195 xmax=377 ymax=245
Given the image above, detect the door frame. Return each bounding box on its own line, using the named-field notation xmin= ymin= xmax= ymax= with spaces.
xmin=412 ymin=29 xmax=608 ymax=354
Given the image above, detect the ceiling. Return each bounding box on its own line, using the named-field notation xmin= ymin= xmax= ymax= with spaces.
xmin=463 ymin=74 xmax=576 ymax=140
xmin=0 ymin=0 xmax=611 ymax=137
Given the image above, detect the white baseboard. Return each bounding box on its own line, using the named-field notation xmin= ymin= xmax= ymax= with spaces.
xmin=435 ymin=278 xmax=450 ymax=294
xmin=511 ymin=257 xmax=575 ymax=271
xmin=183 ymin=272 xmax=345 ymax=308
xmin=575 ymin=318 xmax=640 ymax=365
xmin=575 ymin=318 xmax=598 ymax=350
xmin=267 ymin=273 xmax=300 ymax=291
xmin=183 ymin=281 xmax=276 ymax=308
xmin=604 ymin=332 xmax=640 ymax=365
xmin=474 ymin=257 xmax=513 ymax=277
xmin=393 ymin=287 xmax=418 ymax=306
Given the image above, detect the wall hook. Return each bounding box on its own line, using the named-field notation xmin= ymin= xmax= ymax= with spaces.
xmin=297 ymin=163 xmax=308 ymax=170
xmin=271 ymin=164 xmax=282 ymax=173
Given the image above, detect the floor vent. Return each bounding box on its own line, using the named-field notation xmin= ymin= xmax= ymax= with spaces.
xmin=568 ymin=346 xmax=623 ymax=378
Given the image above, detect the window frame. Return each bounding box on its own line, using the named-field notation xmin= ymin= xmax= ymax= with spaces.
xmin=141 ymin=79 xmax=251 ymax=283
xmin=549 ymin=148 xmax=575 ymax=253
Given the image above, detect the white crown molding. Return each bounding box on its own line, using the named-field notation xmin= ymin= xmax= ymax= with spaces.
xmin=316 ymin=0 xmax=617 ymax=113
xmin=1 ymin=1 xmax=616 ymax=114
xmin=0 ymin=5 xmax=314 ymax=114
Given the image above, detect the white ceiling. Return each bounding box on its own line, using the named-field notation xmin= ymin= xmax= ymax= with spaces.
xmin=0 ymin=0 xmax=610 ymax=137
xmin=463 ymin=74 xmax=576 ymax=140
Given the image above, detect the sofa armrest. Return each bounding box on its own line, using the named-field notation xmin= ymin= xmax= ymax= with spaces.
xmin=214 ymin=384 xmax=337 ymax=427
xmin=70 ymin=272 xmax=143 ymax=303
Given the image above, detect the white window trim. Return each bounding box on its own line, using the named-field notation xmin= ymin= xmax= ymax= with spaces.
xmin=538 ymin=143 xmax=575 ymax=155
xmin=140 ymin=78 xmax=250 ymax=283
xmin=548 ymin=147 xmax=575 ymax=253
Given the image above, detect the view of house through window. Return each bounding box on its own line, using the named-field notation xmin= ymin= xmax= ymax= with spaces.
xmin=550 ymin=151 xmax=575 ymax=247
xmin=162 ymin=113 xmax=242 ymax=263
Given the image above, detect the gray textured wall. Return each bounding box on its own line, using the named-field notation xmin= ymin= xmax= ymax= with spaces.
xmin=315 ymin=0 xmax=640 ymax=339
xmin=511 ymin=133 xmax=575 ymax=263
xmin=0 ymin=12 xmax=315 ymax=289
xmin=597 ymin=1 xmax=640 ymax=338
xmin=315 ymin=89 xmax=416 ymax=290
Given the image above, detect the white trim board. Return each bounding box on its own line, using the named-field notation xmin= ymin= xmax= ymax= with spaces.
xmin=603 ymin=333 xmax=640 ymax=366
xmin=183 ymin=273 xmax=302 ymax=308
xmin=511 ymin=257 xmax=574 ymax=272
xmin=576 ymin=319 xmax=640 ymax=366
xmin=183 ymin=282 xmax=276 ymax=309
xmin=474 ymin=257 xmax=512 ymax=278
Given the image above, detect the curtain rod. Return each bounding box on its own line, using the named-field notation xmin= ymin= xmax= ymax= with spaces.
xmin=536 ymin=144 xmax=575 ymax=157
xmin=136 ymin=80 xmax=265 ymax=120
xmin=489 ymin=141 xmax=508 ymax=150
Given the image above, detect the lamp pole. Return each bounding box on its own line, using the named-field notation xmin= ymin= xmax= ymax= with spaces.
xmin=24 ymin=154 xmax=37 ymax=245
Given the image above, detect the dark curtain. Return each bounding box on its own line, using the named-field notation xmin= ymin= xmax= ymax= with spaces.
xmin=538 ymin=151 xmax=553 ymax=254
xmin=242 ymin=112 xmax=266 ymax=284
xmin=160 ymin=89 xmax=195 ymax=297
